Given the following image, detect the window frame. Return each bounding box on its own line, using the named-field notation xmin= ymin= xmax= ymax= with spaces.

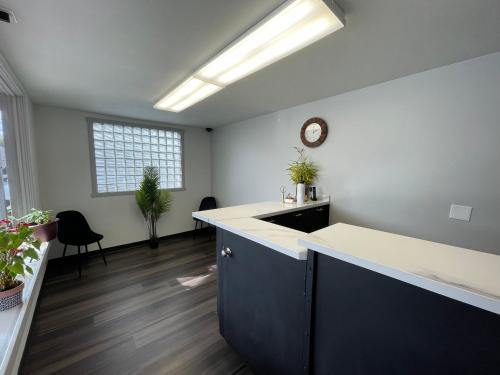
xmin=87 ymin=117 xmax=186 ymax=197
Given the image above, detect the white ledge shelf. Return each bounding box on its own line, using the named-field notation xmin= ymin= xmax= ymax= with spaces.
xmin=0 ymin=242 xmax=50 ymax=375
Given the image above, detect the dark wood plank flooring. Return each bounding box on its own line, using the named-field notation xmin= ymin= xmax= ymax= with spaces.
xmin=21 ymin=235 xmax=252 ymax=375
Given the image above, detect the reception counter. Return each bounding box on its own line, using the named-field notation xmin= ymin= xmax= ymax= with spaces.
xmin=193 ymin=201 xmax=500 ymax=374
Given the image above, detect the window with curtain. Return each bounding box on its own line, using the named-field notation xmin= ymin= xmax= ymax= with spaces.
xmin=0 ymin=53 xmax=40 ymax=217
xmin=88 ymin=118 xmax=184 ymax=196
xmin=0 ymin=110 xmax=10 ymax=217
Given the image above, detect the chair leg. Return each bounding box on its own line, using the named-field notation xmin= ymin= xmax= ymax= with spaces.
xmin=62 ymin=244 xmax=67 ymax=258
xmin=77 ymin=245 xmax=82 ymax=279
xmin=97 ymin=241 xmax=108 ymax=266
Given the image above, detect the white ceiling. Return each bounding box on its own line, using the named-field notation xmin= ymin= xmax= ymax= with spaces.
xmin=1 ymin=0 xmax=500 ymax=127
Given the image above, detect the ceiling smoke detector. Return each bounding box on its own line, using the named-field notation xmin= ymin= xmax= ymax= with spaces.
xmin=0 ymin=7 xmax=17 ymax=23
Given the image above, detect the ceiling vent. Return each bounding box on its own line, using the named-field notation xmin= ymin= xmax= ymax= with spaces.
xmin=0 ymin=7 xmax=16 ymax=23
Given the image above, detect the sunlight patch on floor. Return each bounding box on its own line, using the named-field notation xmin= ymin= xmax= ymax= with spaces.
xmin=176 ymin=264 xmax=217 ymax=288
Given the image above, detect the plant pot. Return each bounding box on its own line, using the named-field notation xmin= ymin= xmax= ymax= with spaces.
xmin=0 ymin=281 xmax=24 ymax=311
xmin=296 ymin=183 xmax=306 ymax=204
xmin=31 ymin=218 xmax=59 ymax=242
xmin=149 ymin=236 xmax=159 ymax=249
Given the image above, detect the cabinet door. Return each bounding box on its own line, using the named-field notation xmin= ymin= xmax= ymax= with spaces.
xmin=263 ymin=211 xmax=307 ymax=231
xmin=263 ymin=205 xmax=329 ymax=233
xmin=288 ymin=210 xmax=308 ymax=231
xmin=219 ymin=230 xmax=308 ymax=375
xmin=304 ymin=205 xmax=329 ymax=232
xmin=261 ymin=212 xmax=294 ymax=228
xmin=216 ymin=227 xmax=226 ymax=335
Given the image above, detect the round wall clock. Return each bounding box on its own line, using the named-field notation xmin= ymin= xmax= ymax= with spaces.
xmin=300 ymin=117 xmax=328 ymax=148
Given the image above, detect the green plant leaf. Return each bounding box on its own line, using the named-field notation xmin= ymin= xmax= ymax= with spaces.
xmin=23 ymin=248 xmax=39 ymax=260
xmin=287 ymin=147 xmax=318 ymax=185
xmin=135 ymin=167 xmax=172 ymax=239
xmin=19 ymin=208 xmax=52 ymax=225
xmin=8 ymin=262 xmax=23 ymax=275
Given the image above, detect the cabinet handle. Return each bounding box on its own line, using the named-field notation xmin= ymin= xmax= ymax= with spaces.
xmin=294 ymin=213 xmax=303 ymax=217
xmin=316 ymin=208 xmax=324 ymax=212
xmin=221 ymin=247 xmax=232 ymax=257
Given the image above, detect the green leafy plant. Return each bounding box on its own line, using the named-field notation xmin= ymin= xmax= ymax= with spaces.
xmin=19 ymin=209 xmax=52 ymax=225
xmin=287 ymin=147 xmax=318 ymax=185
xmin=135 ymin=167 xmax=172 ymax=248
xmin=0 ymin=219 xmax=41 ymax=292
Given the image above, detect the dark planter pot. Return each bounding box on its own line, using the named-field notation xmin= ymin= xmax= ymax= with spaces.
xmin=0 ymin=282 xmax=24 ymax=311
xmin=31 ymin=218 xmax=59 ymax=242
xmin=149 ymin=237 xmax=159 ymax=249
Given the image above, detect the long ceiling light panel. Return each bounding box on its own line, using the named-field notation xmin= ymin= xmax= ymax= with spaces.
xmin=154 ymin=0 xmax=345 ymax=112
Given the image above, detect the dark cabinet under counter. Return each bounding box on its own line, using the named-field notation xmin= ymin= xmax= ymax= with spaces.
xmin=309 ymin=252 xmax=500 ymax=375
xmin=214 ymin=215 xmax=500 ymax=375
xmin=260 ymin=204 xmax=329 ymax=233
xmin=215 ymin=203 xmax=330 ymax=374
xmin=216 ymin=228 xmax=309 ymax=375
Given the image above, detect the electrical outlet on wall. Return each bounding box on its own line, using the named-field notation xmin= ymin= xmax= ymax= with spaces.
xmin=449 ymin=204 xmax=473 ymax=222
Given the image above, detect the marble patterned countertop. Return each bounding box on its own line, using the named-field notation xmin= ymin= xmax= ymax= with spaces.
xmin=192 ymin=197 xmax=330 ymax=260
xmin=299 ymin=223 xmax=500 ymax=315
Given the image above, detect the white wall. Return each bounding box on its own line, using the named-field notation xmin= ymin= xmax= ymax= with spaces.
xmin=212 ymin=52 xmax=500 ymax=255
xmin=34 ymin=106 xmax=211 ymax=257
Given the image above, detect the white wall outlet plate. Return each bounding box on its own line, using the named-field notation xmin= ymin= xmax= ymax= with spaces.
xmin=449 ymin=204 xmax=473 ymax=222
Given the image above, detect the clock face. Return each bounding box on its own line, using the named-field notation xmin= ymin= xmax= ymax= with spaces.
xmin=305 ymin=123 xmax=322 ymax=143
xmin=301 ymin=118 xmax=328 ymax=147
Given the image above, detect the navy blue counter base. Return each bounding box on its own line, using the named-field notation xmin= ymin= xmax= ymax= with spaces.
xmin=310 ymin=252 xmax=500 ymax=375
xmin=217 ymin=228 xmax=309 ymax=375
xmin=213 ymin=204 xmax=500 ymax=375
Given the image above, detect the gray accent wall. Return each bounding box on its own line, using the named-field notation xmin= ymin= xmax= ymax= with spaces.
xmin=34 ymin=105 xmax=212 ymax=257
xmin=212 ymin=52 xmax=500 ymax=255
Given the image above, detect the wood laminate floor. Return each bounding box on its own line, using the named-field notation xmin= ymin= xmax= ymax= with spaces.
xmin=21 ymin=235 xmax=253 ymax=375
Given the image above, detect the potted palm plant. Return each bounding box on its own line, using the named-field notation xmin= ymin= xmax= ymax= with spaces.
xmin=19 ymin=209 xmax=59 ymax=242
xmin=135 ymin=167 xmax=172 ymax=249
xmin=0 ymin=219 xmax=41 ymax=311
xmin=287 ymin=147 xmax=319 ymax=204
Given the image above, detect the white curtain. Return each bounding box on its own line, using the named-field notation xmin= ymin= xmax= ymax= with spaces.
xmin=0 ymin=54 xmax=40 ymax=217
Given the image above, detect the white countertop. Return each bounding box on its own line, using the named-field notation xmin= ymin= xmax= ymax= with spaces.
xmin=192 ymin=197 xmax=330 ymax=260
xmin=0 ymin=242 xmax=49 ymax=375
xmin=193 ymin=197 xmax=331 ymax=224
xmin=299 ymin=224 xmax=500 ymax=315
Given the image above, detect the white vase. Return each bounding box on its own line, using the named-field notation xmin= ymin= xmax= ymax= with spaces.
xmin=296 ymin=183 xmax=305 ymax=204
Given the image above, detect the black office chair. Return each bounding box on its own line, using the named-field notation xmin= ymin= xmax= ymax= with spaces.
xmin=194 ymin=197 xmax=216 ymax=239
xmin=56 ymin=210 xmax=108 ymax=278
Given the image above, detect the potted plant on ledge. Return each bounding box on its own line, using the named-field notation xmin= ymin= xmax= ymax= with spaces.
xmin=19 ymin=209 xmax=59 ymax=242
xmin=0 ymin=220 xmax=41 ymax=311
xmin=287 ymin=147 xmax=318 ymax=204
xmin=136 ymin=167 xmax=172 ymax=249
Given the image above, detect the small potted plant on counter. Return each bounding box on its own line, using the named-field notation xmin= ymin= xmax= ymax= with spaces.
xmin=136 ymin=167 xmax=172 ymax=249
xmin=19 ymin=209 xmax=59 ymax=242
xmin=0 ymin=219 xmax=41 ymax=311
xmin=287 ymin=147 xmax=318 ymax=204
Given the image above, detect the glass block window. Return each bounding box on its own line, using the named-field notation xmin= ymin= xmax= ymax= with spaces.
xmin=88 ymin=119 xmax=184 ymax=195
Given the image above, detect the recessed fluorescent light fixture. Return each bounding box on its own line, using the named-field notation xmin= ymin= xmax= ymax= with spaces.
xmin=154 ymin=0 xmax=345 ymax=112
